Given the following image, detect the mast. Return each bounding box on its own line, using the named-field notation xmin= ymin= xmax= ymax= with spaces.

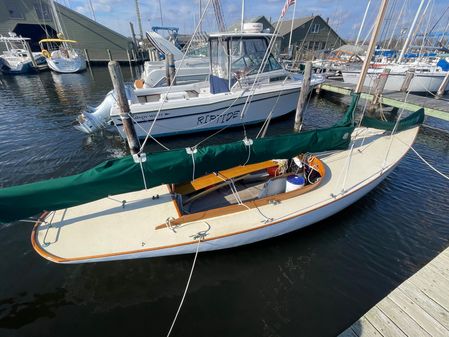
xmin=397 ymin=0 xmax=425 ymax=63
xmin=241 ymin=0 xmax=245 ymax=32
xmin=135 ymin=0 xmax=144 ymax=40
xmin=158 ymin=0 xmax=164 ymax=26
xmin=288 ymin=0 xmax=297 ymax=54
xmin=49 ymin=0 xmax=64 ymax=36
xmin=355 ymin=0 xmax=389 ymax=94
xmin=387 ymin=0 xmax=407 ymax=48
xmin=88 ymin=0 xmax=96 ymax=21
xmin=355 ymin=0 xmax=371 ymax=46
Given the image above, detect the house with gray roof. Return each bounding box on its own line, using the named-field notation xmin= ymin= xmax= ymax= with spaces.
xmin=276 ymin=15 xmax=345 ymax=55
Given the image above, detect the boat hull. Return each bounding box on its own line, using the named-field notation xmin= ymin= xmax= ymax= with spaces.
xmin=47 ymin=57 xmax=87 ymax=73
xmin=111 ymin=87 xmax=301 ymax=138
xmin=342 ymin=70 xmax=447 ymax=92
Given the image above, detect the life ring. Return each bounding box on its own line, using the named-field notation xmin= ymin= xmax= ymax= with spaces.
xmin=41 ymin=49 xmax=51 ymax=58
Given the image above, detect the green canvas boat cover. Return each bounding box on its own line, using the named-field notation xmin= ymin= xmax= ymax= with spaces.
xmin=0 ymin=95 xmax=424 ymax=224
xmin=0 ymin=125 xmax=354 ymax=223
xmin=361 ymin=108 xmax=425 ymax=132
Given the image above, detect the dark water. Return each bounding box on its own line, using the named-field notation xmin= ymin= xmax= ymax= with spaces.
xmin=0 ymin=67 xmax=448 ymax=337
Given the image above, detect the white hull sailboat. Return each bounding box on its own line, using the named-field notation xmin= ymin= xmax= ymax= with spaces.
xmin=342 ymin=65 xmax=448 ymax=93
xmin=29 ymin=125 xmax=419 ymax=263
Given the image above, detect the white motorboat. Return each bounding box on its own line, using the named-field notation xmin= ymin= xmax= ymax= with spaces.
xmin=0 ymin=34 xmax=47 ymax=74
xmin=341 ymin=62 xmax=448 ymax=93
xmin=76 ymin=31 xmax=325 ymax=137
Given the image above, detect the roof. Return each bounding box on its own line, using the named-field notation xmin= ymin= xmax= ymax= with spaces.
xmin=275 ymin=16 xmax=315 ymax=36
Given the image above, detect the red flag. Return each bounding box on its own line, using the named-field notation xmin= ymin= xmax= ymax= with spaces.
xmin=281 ymin=0 xmax=296 ymax=17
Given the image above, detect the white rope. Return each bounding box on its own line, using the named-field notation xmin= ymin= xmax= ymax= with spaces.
xmin=139 ymin=0 xmax=213 ymax=154
xmin=166 ymin=238 xmax=201 ymax=337
xmin=409 ymin=145 xmax=449 ymax=180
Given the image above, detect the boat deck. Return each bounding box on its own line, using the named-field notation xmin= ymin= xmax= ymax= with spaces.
xmin=33 ymin=127 xmax=419 ymax=263
xmin=338 ymin=247 xmax=449 ymax=337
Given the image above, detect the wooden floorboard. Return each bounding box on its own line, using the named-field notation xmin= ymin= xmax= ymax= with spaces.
xmin=337 ymin=248 xmax=449 ymax=336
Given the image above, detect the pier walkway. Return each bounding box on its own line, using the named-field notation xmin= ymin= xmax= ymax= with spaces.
xmin=321 ymin=81 xmax=449 ymax=122
xmin=337 ymin=247 xmax=449 ymax=337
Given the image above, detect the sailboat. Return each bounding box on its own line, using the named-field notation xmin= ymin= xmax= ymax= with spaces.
xmin=76 ymin=26 xmax=325 ymax=137
xmin=0 ymin=0 xmax=423 ymax=264
xmin=0 ymin=34 xmax=47 ymax=74
xmin=39 ymin=0 xmax=86 ymax=73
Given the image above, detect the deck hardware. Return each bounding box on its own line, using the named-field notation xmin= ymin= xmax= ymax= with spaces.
xmin=269 ymin=199 xmax=280 ymax=205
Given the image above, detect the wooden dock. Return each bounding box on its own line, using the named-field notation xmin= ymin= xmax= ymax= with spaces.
xmin=337 ymin=248 xmax=449 ymax=337
xmin=321 ymin=81 xmax=449 ymax=122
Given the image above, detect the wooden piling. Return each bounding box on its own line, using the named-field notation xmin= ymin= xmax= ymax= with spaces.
xmin=368 ymin=68 xmax=390 ymax=114
xmin=400 ymin=68 xmax=415 ymax=92
xmin=168 ymin=53 xmax=176 ymax=86
xmin=107 ymin=49 xmax=112 ymax=61
xmin=24 ymin=41 xmax=38 ymax=70
xmin=436 ymin=71 xmax=449 ymax=99
xmin=165 ymin=56 xmax=170 ymax=86
xmin=294 ymin=61 xmax=312 ymax=133
xmin=108 ymin=61 xmax=140 ymax=155
xmin=127 ymin=49 xmax=134 ymax=79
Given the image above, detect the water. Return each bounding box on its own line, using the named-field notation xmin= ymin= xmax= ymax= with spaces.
xmin=0 ymin=67 xmax=448 ymax=337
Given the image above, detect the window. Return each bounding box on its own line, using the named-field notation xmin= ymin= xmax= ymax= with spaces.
xmin=5 ymin=0 xmax=24 ymax=19
xmin=311 ymin=24 xmax=320 ymax=34
xmin=34 ymin=2 xmax=52 ymax=20
xmin=230 ymin=37 xmax=282 ymax=76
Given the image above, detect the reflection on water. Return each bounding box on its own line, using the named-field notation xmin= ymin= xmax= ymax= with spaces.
xmin=0 ymin=67 xmax=448 ymax=337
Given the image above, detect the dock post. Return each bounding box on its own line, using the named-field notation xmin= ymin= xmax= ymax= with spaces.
xmin=294 ymin=61 xmax=312 ymax=132
xmin=400 ymin=68 xmax=415 ymax=92
xmin=84 ymin=49 xmax=91 ymax=67
xmin=168 ymin=53 xmax=176 ymax=86
xmin=436 ymin=71 xmax=449 ymax=99
xmin=165 ymin=55 xmax=170 ymax=86
xmin=127 ymin=49 xmax=134 ymax=79
xmin=25 ymin=41 xmax=38 ymax=70
xmin=108 ymin=61 xmax=140 ymax=155
xmin=368 ymin=68 xmax=390 ymax=115
xmin=107 ymin=49 xmax=113 ymax=61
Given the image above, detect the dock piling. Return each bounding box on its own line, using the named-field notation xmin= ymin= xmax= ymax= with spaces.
xmin=294 ymin=61 xmax=312 ymax=132
xmin=368 ymin=68 xmax=390 ymax=115
xmin=168 ymin=53 xmax=176 ymax=86
xmin=25 ymin=41 xmax=38 ymax=70
xmin=108 ymin=61 xmax=139 ymax=155
xmin=400 ymin=68 xmax=415 ymax=92
xmin=436 ymin=71 xmax=449 ymax=99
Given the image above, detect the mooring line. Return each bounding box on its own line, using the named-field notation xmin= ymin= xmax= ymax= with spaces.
xmin=166 ymin=239 xmax=201 ymax=337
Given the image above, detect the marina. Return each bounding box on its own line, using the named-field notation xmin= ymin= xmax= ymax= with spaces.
xmin=0 ymin=0 xmax=448 ymax=336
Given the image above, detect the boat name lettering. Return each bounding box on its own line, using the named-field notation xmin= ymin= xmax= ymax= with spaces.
xmin=197 ymin=111 xmax=240 ymax=125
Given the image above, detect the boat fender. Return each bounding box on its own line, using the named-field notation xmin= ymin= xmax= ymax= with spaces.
xmin=42 ymin=49 xmax=51 ymax=58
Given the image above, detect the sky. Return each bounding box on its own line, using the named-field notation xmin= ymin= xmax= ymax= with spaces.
xmin=61 ymin=0 xmax=449 ymax=41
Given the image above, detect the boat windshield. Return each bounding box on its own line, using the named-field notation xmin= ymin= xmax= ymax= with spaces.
xmin=230 ymin=37 xmax=282 ymax=78
xmin=209 ymin=36 xmax=283 ymax=94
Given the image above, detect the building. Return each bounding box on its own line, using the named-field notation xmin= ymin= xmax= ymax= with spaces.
xmin=0 ymin=0 xmax=135 ymax=61
xmin=276 ymin=15 xmax=345 ymax=55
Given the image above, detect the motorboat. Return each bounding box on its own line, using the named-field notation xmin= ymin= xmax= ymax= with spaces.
xmin=76 ymin=30 xmax=325 ymax=137
xmin=0 ymin=34 xmax=47 ymax=74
